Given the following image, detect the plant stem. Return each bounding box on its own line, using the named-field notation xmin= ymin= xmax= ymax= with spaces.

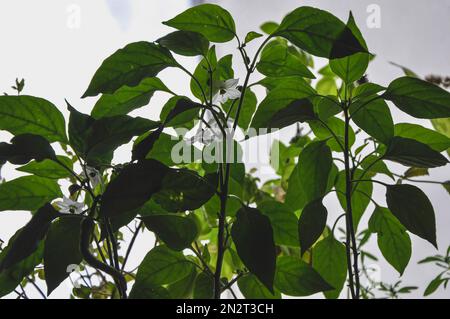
xmin=343 ymin=107 xmax=360 ymax=299
xmin=213 ymin=35 xmax=272 ymax=299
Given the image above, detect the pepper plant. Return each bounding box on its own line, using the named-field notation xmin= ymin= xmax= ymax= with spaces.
xmin=0 ymin=4 xmax=449 ymax=299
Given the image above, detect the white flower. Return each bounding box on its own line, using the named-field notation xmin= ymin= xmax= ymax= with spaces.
xmin=213 ymin=79 xmax=241 ymax=104
xmin=55 ymin=197 xmax=85 ymax=215
xmin=190 ymin=115 xmax=234 ymax=145
xmin=80 ymin=166 xmax=102 ymax=189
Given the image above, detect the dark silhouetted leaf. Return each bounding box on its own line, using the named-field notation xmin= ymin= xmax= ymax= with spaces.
xmin=231 ymin=206 xmax=276 ymax=292
xmin=298 ymin=199 xmax=328 ymax=255
xmin=0 ymin=134 xmax=56 ymax=165
xmin=0 ymin=203 xmax=58 ymax=271
xmin=0 ymin=238 xmax=44 ymax=297
xmin=330 ymin=12 xmax=369 ymax=84
xmin=383 ymin=136 xmax=448 ymax=168
xmin=153 ymin=170 xmax=217 ymax=213
xmin=100 ymin=160 xmax=170 ymax=217
xmin=142 ymin=214 xmax=198 ymax=251
xmin=386 ymin=184 xmax=437 ymax=247
xmin=44 ymin=216 xmax=83 ymax=295
xmin=258 ymin=200 xmax=299 ymax=247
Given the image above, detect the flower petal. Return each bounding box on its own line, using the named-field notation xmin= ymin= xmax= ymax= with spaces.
xmin=224 ymin=79 xmax=239 ymax=89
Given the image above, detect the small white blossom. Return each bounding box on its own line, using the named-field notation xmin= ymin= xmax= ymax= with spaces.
xmin=191 ymin=116 xmax=234 ymax=145
xmin=80 ymin=166 xmax=102 ymax=189
xmin=55 ymin=197 xmax=85 ymax=215
xmin=213 ymin=79 xmax=241 ymax=104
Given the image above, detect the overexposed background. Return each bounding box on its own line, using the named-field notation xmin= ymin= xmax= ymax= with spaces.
xmin=0 ymin=0 xmax=449 ymax=298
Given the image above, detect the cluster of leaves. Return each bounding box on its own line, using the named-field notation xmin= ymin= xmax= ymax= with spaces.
xmin=0 ymin=4 xmax=449 ymax=299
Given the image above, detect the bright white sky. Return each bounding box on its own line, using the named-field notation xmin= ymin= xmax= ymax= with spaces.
xmin=0 ymin=0 xmax=449 ymax=299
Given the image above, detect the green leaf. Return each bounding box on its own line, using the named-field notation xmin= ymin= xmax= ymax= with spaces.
xmin=142 ymin=214 xmax=198 ymax=251
xmin=0 ymin=134 xmax=56 ymax=165
xmin=274 ymin=256 xmax=333 ymax=296
xmin=353 ymin=83 xmax=386 ymax=100
xmin=193 ymin=272 xmax=214 ymax=299
xmin=0 ymin=176 xmax=62 ymax=212
xmin=431 ymin=118 xmax=450 ymax=155
xmin=309 ymin=117 xmax=355 ymax=152
xmin=68 ymin=105 xmax=159 ymax=165
xmin=0 ymin=239 xmax=44 ymax=297
xmin=394 ymin=123 xmax=450 ymax=152
xmin=298 ymin=199 xmax=328 ymax=255
xmin=153 ymin=170 xmax=217 ymax=213
xmin=383 ymin=76 xmax=450 ymax=119
xmin=257 ymin=40 xmax=314 ymax=78
xmin=260 ymin=21 xmax=279 ymax=34
xmin=190 ymin=46 xmax=218 ymax=102
xmin=360 ymin=155 xmax=394 ymax=180
xmin=157 ymin=31 xmax=209 ymax=56
xmin=161 ymin=97 xmax=202 ymax=128
xmin=383 ymin=136 xmax=448 ymax=168
xmin=330 ymin=12 xmax=369 ymax=84
xmin=223 ymin=89 xmax=257 ymax=131
xmin=424 ymin=274 xmax=445 ymax=296
xmin=83 ymin=42 xmax=177 ymax=97
xmin=91 ymin=77 xmax=172 ymax=118
xmin=0 ymin=203 xmax=58 ymax=271
xmin=167 ymin=266 xmax=197 ymax=299
xmin=250 ymin=78 xmax=316 ymax=131
xmin=131 ymin=245 xmax=194 ymax=294
xmin=100 ymin=160 xmax=170 ymax=218
xmin=314 ymin=96 xmax=341 ymax=120
xmin=129 ymin=283 xmax=171 ymax=299
xmin=44 ymin=216 xmax=83 ymax=295
xmin=0 ymin=95 xmax=67 ymax=143
xmin=386 ymin=184 xmax=437 ymax=247
xmin=17 ymin=155 xmax=72 ymax=179
xmin=316 ymin=77 xmax=338 ymax=96
xmin=274 ymin=7 xmax=367 ymax=59
xmin=258 ymin=200 xmax=299 ymax=247
xmin=237 ymin=274 xmax=281 ymax=299
xmin=217 ymin=54 xmax=234 ymax=80
xmin=350 ymin=98 xmax=394 ymax=144
xmin=368 ymin=206 xmax=411 ymax=274
xmin=244 ymin=31 xmax=263 ymax=44
xmin=163 ymin=4 xmax=236 ymax=43
xmin=297 ymin=141 xmax=332 ymax=202
xmin=404 ymin=167 xmax=429 ymax=178
xmin=312 ymin=234 xmax=347 ymax=299
xmin=145 ymin=132 xmax=197 ymax=166
xmin=336 ymin=169 xmax=373 ymax=228
xmin=231 ymin=206 xmax=276 ymax=292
